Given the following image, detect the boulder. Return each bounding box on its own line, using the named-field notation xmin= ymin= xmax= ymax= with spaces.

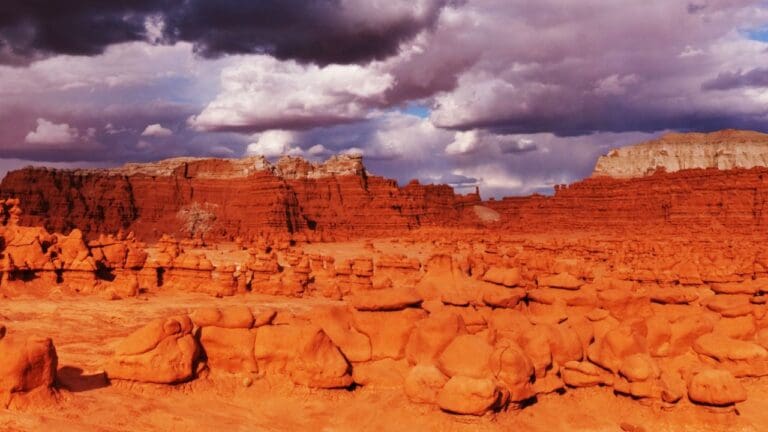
xmin=199 ymin=326 xmax=258 ymax=373
xmin=254 ymin=324 xmax=351 ymax=388
xmin=352 ymin=309 xmax=426 ymax=360
xmin=311 ymin=306 xmax=371 ymax=362
xmin=587 ymin=326 xmax=646 ymax=373
xmin=437 ymin=334 xmax=494 ymax=379
xmin=687 ymin=369 xmax=747 ymax=406
xmin=0 ymin=332 xmax=58 ymax=406
xmin=482 ymin=267 xmax=521 ymax=287
xmin=405 ymin=310 xmax=466 ymax=365
xmin=404 ymin=365 xmax=449 ymax=404
xmin=105 ymin=315 xmax=200 ymax=384
xmin=437 ymin=376 xmax=502 ymax=415
xmin=561 ymin=361 xmax=613 ymax=388
xmin=489 ymin=339 xmax=535 ymax=401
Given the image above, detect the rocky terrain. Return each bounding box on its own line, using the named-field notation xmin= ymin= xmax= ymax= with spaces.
xmin=3 ymin=130 xmax=768 ymax=431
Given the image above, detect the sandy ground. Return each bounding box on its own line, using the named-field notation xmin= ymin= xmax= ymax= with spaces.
xmin=1 ymin=291 xmax=765 ymax=432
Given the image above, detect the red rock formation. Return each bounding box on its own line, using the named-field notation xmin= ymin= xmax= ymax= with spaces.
xmin=0 ymin=155 xmax=483 ymax=241
xmin=0 ymin=325 xmax=58 ymax=408
xmin=486 ymin=166 xmax=768 ymax=233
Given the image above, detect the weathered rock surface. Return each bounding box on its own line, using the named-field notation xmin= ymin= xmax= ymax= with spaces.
xmin=593 ymin=130 xmax=768 ymax=179
xmin=105 ymin=315 xmax=200 ymax=384
xmin=0 ymin=154 xmax=482 ymax=241
xmin=0 ymin=327 xmax=58 ymax=407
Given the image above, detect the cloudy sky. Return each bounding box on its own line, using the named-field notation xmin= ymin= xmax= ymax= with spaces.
xmin=0 ymin=0 xmax=767 ymax=197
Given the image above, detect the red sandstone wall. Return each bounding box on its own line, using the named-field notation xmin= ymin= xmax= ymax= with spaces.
xmin=485 ymin=167 xmax=768 ymax=233
xmin=6 ymin=160 xmax=768 ymax=241
xmin=0 ymin=163 xmax=482 ymax=241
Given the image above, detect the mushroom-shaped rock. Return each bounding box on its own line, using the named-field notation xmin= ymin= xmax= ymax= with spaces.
xmin=437 ymin=376 xmax=503 ymax=415
xmin=105 ymin=315 xmax=200 ymax=384
xmin=687 ymin=369 xmax=747 ymax=406
xmin=693 ymin=333 xmax=768 ymax=362
xmin=481 ymin=286 xmax=526 ymax=309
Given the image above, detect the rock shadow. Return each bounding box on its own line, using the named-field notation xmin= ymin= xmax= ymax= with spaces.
xmin=57 ymin=366 xmax=110 ymax=392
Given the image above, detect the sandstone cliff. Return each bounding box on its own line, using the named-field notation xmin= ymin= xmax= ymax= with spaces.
xmin=593 ymin=129 xmax=768 ymax=179
xmin=6 ymin=130 xmax=768 ymax=240
xmin=486 ymin=166 xmax=768 ymax=233
xmin=0 ymin=154 xmax=483 ymax=241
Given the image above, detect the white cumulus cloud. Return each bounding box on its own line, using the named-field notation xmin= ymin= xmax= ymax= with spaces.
xmin=141 ymin=123 xmax=173 ymax=137
xmin=25 ymin=118 xmax=79 ymax=145
xmin=189 ymin=55 xmax=394 ymax=132
xmin=245 ymin=130 xmax=303 ymax=157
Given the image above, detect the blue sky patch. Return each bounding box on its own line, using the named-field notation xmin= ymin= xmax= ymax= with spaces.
xmin=745 ymin=25 xmax=768 ymax=42
xmin=400 ymin=104 xmax=431 ymax=118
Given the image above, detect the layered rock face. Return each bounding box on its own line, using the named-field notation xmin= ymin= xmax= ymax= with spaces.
xmin=0 ymin=154 xmax=482 ymax=242
xmin=5 ymin=130 xmax=768 ymax=241
xmin=593 ymin=129 xmax=768 ymax=179
xmin=487 ymin=166 xmax=768 ymax=232
xmin=484 ymin=130 xmax=768 ymax=233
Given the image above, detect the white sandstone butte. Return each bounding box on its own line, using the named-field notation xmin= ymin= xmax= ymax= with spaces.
xmin=593 ymin=129 xmax=768 ymax=179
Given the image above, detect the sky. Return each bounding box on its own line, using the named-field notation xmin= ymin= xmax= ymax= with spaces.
xmin=0 ymin=1 xmax=767 ymax=198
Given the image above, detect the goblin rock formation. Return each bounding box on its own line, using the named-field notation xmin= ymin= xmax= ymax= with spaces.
xmin=95 ymin=231 xmax=768 ymax=416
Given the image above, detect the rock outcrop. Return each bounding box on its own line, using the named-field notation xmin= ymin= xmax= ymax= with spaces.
xmin=6 ymin=130 xmax=768 ymax=241
xmin=0 ymin=325 xmax=58 ymax=408
xmin=0 ymin=154 xmax=483 ymax=241
xmin=593 ymin=129 xmax=768 ymax=179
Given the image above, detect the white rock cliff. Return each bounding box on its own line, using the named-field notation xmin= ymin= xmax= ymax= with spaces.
xmin=592 ymin=129 xmax=768 ymax=178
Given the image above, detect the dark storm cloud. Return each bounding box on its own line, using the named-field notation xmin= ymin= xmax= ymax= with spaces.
xmin=0 ymin=0 xmax=163 ymax=65
xmin=0 ymin=0 xmax=451 ymax=66
xmin=702 ymin=68 xmax=768 ymax=90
